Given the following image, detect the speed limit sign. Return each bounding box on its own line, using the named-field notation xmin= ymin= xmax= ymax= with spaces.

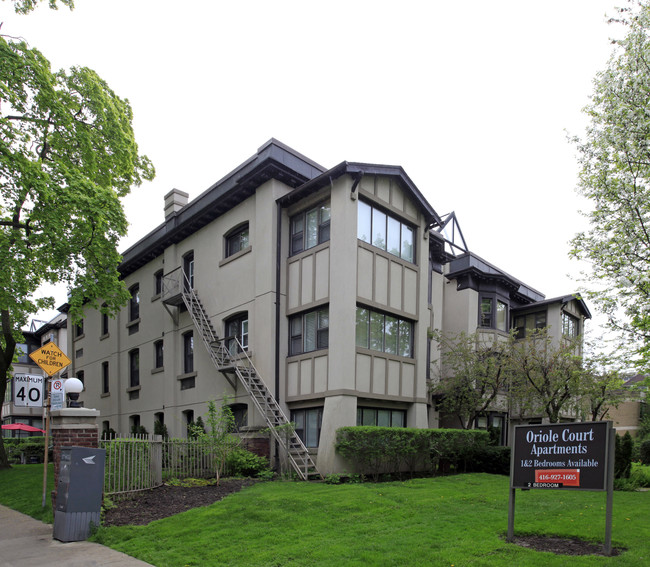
xmin=13 ymin=374 xmax=44 ymax=407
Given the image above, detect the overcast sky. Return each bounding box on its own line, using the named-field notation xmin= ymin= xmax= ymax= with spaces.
xmin=4 ymin=0 xmax=626 ymax=330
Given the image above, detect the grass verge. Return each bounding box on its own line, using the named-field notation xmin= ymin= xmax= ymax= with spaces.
xmin=0 ymin=464 xmax=55 ymax=524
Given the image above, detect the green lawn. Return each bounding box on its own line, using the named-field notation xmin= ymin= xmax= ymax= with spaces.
xmin=1 ymin=466 xmax=648 ymax=566
xmin=0 ymin=464 xmax=55 ymax=524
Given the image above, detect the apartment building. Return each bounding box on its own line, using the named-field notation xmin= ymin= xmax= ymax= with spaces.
xmin=2 ymin=313 xmax=68 ymax=436
xmin=66 ymin=139 xmax=590 ymax=475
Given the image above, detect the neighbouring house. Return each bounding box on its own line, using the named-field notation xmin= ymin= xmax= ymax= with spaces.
xmin=63 ymin=139 xmax=590 ymax=475
xmin=2 ymin=313 xmax=68 ymax=437
xmin=606 ymin=374 xmax=647 ymax=437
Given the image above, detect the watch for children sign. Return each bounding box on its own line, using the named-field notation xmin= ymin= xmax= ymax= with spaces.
xmin=511 ymin=421 xmax=611 ymax=491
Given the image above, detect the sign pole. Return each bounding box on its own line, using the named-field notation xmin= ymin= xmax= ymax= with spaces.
xmin=604 ymin=426 xmax=615 ymax=556
xmin=507 ymin=487 xmax=515 ymax=542
xmin=41 ymin=375 xmax=52 ymax=508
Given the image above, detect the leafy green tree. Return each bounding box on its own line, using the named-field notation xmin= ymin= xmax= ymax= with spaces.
xmin=570 ymin=1 xmax=650 ymax=367
xmin=0 ymin=27 xmax=154 ymax=466
xmin=579 ymin=349 xmax=626 ymax=421
xmin=190 ymin=400 xmax=240 ymax=485
xmin=430 ymin=330 xmax=510 ymax=430
xmin=3 ymin=0 xmax=73 ymax=14
xmin=508 ymin=330 xmax=585 ymax=423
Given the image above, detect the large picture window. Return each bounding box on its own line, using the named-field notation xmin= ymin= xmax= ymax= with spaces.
xmin=357 ymin=201 xmax=414 ymax=262
xmin=291 ymin=407 xmax=322 ymax=448
xmin=290 ymin=201 xmax=330 ymax=255
xmin=289 ymin=307 xmax=329 ymax=355
xmin=357 ymin=407 xmax=406 ymax=427
xmin=355 ymin=307 xmax=413 ymax=357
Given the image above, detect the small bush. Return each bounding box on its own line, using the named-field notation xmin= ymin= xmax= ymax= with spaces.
xmin=466 ymin=445 xmax=511 ymax=475
xmin=615 ymin=432 xmax=634 ymax=479
xmin=225 ymin=447 xmax=269 ymax=477
xmin=640 ymin=440 xmax=650 ymax=465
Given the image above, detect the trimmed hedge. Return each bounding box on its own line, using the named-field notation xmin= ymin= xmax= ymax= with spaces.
xmin=335 ymin=427 xmax=499 ymax=479
xmin=640 ymin=440 xmax=650 ymax=466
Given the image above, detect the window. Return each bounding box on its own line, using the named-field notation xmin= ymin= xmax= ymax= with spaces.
xmin=357 ymin=200 xmax=415 ymax=262
xmin=357 ymin=407 xmax=406 ymax=427
xmin=226 ymin=224 xmax=250 ymax=257
xmin=496 ymin=301 xmax=507 ymax=332
xmin=101 ymin=305 xmax=109 ymax=336
xmin=129 ymin=285 xmax=140 ymax=321
xmin=74 ymin=319 xmax=84 ymax=339
xmin=154 ymin=270 xmax=163 ymax=296
xmin=101 ymin=361 xmax=109 ymax=394
xmin=291 ymin=407 xmax=322 ymax=448
xmin=183 ymin=252 xmax=194 ymax=291
xmin=514 ymin=311 xmax=547 ymax=339
xmin=289 ymin=307 xmax=329 ymax=356
xmin=15 ymin=343 xmax=29 ymax=364
xmin=154 ymin=340 xmax=164 ymax=369
xmin=479 ymin=297 xmax=508 ymax=332
xmin=183 ymin=332 xmax=194 ymax=373
xmin=355 ymin=307 xmax=413 ymax=357
xmin=129 ymin=349 xmax=139 ymax=387
xmin=290 ymin=201 xmax=330 ymax=255
xmin=183 ymin=410 xmax=194 ymax=437
xmin=562 ymin=312 xmax=579 ymax=337
xmin=229 ymin=403 xmax=248 ymax=432
xmin=76 ymin=370 xmax=84 ymax=386
xmin=225 ymin=314 xmax=248 ymax=356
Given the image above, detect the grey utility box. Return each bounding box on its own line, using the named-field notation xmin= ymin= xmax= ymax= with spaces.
xmin=53 ymin=446 xmax=106 ymax=542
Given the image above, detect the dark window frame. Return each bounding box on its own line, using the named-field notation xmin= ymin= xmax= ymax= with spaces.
xmin=289 ymin=306 xmax=329 ymax=356
xmin=129 ymin=349 xmax=140 ymax=388
xmin=291 ymin=407 xmax=323 ymax=448
xmin=183 ymin=331 xmax=194 ymax=374
xmin=101 ymin=361 xmax=109 ymax=394
xmin=225 ymin=223 xmax=250 ymax=258
xmin=357 ymin=407 xmax=406 ymax=428
xmin=154 ymin=339 xmax=164 ymax=369
xmin=129 ymin=284 xmax=140 ymax=322
xmin=478 ymin=294 xmax=509 ymax=332
xmin=290 ymin=201 xmax=331 ymax=255
xmin=225 ymin=313 xmax=248 ymax=356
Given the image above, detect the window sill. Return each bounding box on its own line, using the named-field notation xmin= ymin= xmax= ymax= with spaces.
xmin=177 ymin=371 xmax=197 ymax=381
xmin=151 ymin=293 xmax=161 ymax=302
xmin=100 ymin=333 xmax=110 ymax=341
xmin=73 ymin=333 xmax=85 ymax=342
xmin=126 ymin=318 xmax=141 ymax=328
xmin=219 ymin=245 xmax=252 ymax=267
xmin=100 ymin=392 xmax=110 ymax=398
xmin=151 ymin=367 xmax=164 ymax=375
xmin=126 ymin=385 xmax=141 ymax=393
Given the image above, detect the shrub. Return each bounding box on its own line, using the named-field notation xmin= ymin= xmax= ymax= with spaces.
xmin=640 ymin=440 xmax=650 ymax=466
xmin=225 ymin=447 xmax=269 ymax=478
xmin=615 ymin=432 xmax=634 ymax=479
xmin=335 ymin=427 xmax=491 ymax=479
xmin=465 ymin=445 xmax=511 ymax=475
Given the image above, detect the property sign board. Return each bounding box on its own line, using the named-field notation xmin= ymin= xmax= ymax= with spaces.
xmin=29 ymin=343 xmax=71 ymax=377
xmin=13 ymin=374 xmax=44 ymax=407
xmin=511 ymin=421 xmax=611 ymax=491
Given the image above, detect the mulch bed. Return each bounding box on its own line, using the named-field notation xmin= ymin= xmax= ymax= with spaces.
xmin=102 ymin=480 xmax=624 ymax=557
xmin=102 ymin=478 xmax=256 ymax=527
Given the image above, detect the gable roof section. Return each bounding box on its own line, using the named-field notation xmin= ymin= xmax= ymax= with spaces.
xmin=512 ymin=294 xmax=592 ymax=319
xmin=119 ymin=139 xmax=326 ymax=277
xmin=277 ymin=162 xmax=443 ymax=227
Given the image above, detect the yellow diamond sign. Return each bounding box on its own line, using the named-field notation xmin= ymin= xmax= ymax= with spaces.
xmin=29 ymin=343 xmax=71 ymax=377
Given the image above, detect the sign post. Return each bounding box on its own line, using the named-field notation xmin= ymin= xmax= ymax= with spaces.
xmin=507 ymin=421 xmax=614 ymax=554
xmin=29 ymin=343 xmax=71 ymax=508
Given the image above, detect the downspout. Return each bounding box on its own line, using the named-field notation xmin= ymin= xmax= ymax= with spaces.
xmin=275 ymin=201 xmax=282 ymax=403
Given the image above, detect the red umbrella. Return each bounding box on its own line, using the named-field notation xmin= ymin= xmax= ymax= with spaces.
xmin=1 ymin=423 xmax=45 ymax=433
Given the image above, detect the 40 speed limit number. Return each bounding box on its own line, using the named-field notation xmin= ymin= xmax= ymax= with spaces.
xmin=13 ymin=374 xmax=44 ymax=407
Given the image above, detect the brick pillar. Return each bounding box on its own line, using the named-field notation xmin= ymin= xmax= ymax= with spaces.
xmin=50 ymin=408 xmax=100 ymax=506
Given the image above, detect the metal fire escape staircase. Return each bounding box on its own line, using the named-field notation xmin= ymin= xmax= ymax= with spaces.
xmin=167 ymin=269 xmax=321 ymax=480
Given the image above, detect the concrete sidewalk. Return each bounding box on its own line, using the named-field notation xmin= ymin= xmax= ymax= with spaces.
xmin=0 ymin=504 xmax=154 ymax=567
